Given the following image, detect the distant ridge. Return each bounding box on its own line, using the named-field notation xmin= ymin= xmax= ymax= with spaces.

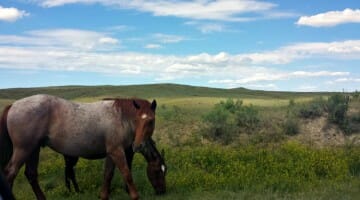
xmin=0 ymin=83 xmax=333 ymax=100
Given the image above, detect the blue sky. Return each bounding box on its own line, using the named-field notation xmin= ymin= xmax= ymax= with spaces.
xmin=0 ymin=0 xmax=359 ymax=91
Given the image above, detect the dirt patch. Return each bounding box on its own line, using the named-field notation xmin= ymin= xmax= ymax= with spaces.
xmin=295 ymin=116 xmax=360 ymax=147
xmin=295 ymin=116 xmax=340 ymax=146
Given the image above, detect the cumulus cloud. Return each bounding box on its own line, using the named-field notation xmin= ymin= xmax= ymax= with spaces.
xmin=209 ymin=70 xmax=350 ymax=85
xmin=98 ymin=37 xmax=119 ymax=44
xmin=333 ymin=77 xmax=360 ymax=83
xmin=0 ymin=5 xmax=29 ymax=22
xmin=0 ymin=29 xmax=358 ymax=89
xmin=144 ymin=44 xmax=162 ymax=49
xmin=31 ymin=0 xmax=298 ymax=22
xmin=153 ymin=33 xmax=185 ymax=44
xmin=296 ymin=8 xmax=360 ymax=27
xmin=0 ymin=29 xmax=120 ymax=50
xmin=185 ymin=21 xmax=228 ymax=34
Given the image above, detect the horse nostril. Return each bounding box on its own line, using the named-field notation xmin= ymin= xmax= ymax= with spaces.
xmin=132 ymin=142 xmax=145 ymax=152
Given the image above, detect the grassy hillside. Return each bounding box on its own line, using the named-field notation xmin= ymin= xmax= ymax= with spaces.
xmin=0 ymin=83 xmax=330 ymax=100
xmin=1 ymin=84 xmax=359 ymax=200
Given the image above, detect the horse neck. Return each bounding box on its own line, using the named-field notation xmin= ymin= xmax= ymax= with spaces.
xmin=142 ymin=139 xmax=162 ymax=163
xmin=112 ymin=99 xmax=137 ymax=120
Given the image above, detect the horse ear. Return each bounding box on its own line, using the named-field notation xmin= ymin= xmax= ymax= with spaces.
xmin=151 ymin=99 xmax=157 ymax=111
xmin=133 ymin=100 xmax=140 ymax=109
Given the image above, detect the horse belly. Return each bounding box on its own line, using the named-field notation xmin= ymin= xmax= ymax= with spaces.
xmin=47 ymin=129 xmax=107 ymax=158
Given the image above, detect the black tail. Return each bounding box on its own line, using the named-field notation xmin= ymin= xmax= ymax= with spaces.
xmin=0 ymin=105 xmax=13 ymax=171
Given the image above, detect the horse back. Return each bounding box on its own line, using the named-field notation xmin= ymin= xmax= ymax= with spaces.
xmin=6 ymin=94 xmax=134 ymax=157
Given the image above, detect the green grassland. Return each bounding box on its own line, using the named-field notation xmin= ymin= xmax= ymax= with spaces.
xmin=0 ymin=84 xmax=359 ymax=199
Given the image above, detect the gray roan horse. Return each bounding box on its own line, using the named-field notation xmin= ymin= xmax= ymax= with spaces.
xmin=0 ymin=94 xmax=157 ymax=200
xmin=64 ymin=138 xmax=167 ymax=196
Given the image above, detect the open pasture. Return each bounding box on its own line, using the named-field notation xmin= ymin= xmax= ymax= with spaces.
xmin=1 ymin=84 xmax=359 ymax=199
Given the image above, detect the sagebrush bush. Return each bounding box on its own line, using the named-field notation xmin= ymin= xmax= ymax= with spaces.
xmin=327 ymin=94 xmax=350 ymax=133
xmin=235 ymin=104 xmax=260 ymax=132
xmin=202 ymin=99 xmax=261 ymax=144
xmin=298 ymin=97 xmax=326 ymax=119
xmin=283 ymin=100 xmax=300 ymax=136
xmin=202 ymin=101 xmax=237 ymax=144
xmin=283 ymin=116 xmax=299 ymax=136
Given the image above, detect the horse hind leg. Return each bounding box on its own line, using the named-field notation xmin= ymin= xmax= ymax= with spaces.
xmin=4 ymin=148 xmax=31 ymax=188
xmin=24 ymin=147 xmax=46 ymax=200
xmin=64 ymin=155 xmax=79 ymax=193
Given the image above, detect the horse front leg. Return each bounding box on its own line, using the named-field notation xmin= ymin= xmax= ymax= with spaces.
xmin=100 ymin=156 xmax=115 ymax=200
xmin=109 ymin=148 xmax=139 ymax=200
xmin=124 ymin=146 xmax=135 ymax=193
xmin=24 ymin=147 xmax=46 ymax=200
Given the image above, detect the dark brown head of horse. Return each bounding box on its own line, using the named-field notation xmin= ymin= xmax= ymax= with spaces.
xmin=132 ymin=99 xmax=157 ymax=152
xmin=141 ymin=138 xmax=167 ymax=194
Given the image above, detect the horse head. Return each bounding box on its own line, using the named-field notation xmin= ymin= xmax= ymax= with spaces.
xmin=142 ymin=139 xmax=166 ymax=195
xmin=132 ymin=99 xmax=157 ymax=152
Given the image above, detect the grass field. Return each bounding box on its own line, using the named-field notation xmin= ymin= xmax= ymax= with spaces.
xmin=1 ymin=84 xmax=359 ymax=199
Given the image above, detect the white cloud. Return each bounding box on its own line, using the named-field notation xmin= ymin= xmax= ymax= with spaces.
xmin=334 ymin=77 xmax=360 ymax=83
xmin=0 ymin=29 xmax=120 ymax=50
xmin=209 ymin=70 xmax=349 ymax=86
xmin=197 ymin=23 xmax=226 ymax=34
xmin=291 ymin=71 xmax=350 ymax=77
xmin=296 ymin=8 xmax=360 ymax=27
xmin=144 ymin=44 xmax=162 ymax=49
xmin=98 ymin=37 xmax=119 ymax=44
xmin=153 ymin=33 xmax=185 ymax=44
xmin=177 ymin=40 xmax=360 ymax=67
xmin=106 ymin=25 xmax=133 ymax=32
xmin=239 ymin=40 xmax=360 ymax=64
xmin=185 ymin=21 xmax=228 ymax=34
xmin=0 ymin=6 xmax=29 ymax=22
xmin=32 ymin=0 xmax=297 ymax=22
xmin=0 ymin=29 xmax=358 ymax=90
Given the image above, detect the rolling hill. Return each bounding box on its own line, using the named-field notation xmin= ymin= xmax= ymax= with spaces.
xmin=0 ymin=83 xmax=331 ymax=100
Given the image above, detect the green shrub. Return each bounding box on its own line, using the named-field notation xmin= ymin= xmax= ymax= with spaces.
xmin=202 ymin=103 xmax=237 ymax=144
xmin=235 ymin=104 xmax=260 ymax=132
xmin=327 ymin=94 xmax=350 ymax=133
xmin=352 ymin=90 xmax=360 ymax=99
xmin=202 ymin=99 xmax=261 ymax=144
xmin=283 ymin=100 xmax=300 ymax=136
xmin=218 ymin=98 xmax=243 ymax=113
xmin=298 ymin=97 xmax=326 ymax=119
xmin=283 ymin=116 xmax=299 ymax=136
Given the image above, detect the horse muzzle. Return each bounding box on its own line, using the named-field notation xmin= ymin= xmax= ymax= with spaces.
xmin=132 ymin=142 xmax=145 ymax=153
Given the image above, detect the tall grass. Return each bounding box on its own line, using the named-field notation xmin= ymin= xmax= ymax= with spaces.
xmin=11 ymin=142 xmax=360 ymax=199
